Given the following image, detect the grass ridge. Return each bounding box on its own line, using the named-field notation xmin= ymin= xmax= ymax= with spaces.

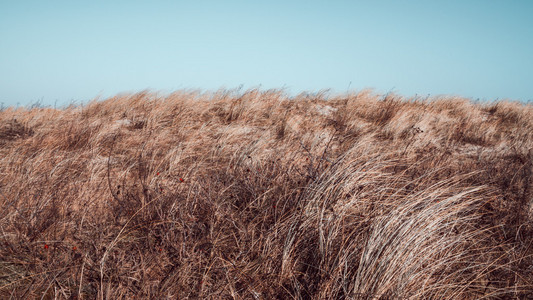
xmin=0 ymin=89 xmax=532 ymax=299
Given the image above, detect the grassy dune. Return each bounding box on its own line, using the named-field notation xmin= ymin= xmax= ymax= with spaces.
xmin=0 ymin=89 xmax=532 ymax=299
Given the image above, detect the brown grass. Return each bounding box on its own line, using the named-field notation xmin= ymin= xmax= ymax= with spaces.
xmin=0 ymin=89 xmax=532 ymax=299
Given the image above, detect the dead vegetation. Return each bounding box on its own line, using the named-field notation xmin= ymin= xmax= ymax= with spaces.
xmin=0 ymin=89 xmax=532 ymax=299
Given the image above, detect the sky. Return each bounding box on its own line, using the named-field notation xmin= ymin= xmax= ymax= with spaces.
xmin=1 ymin=0 xmax=532 ymax=107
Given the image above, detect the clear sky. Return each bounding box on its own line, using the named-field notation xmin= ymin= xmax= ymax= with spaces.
xmin=1 ymin=0 xmax=532 ymax=107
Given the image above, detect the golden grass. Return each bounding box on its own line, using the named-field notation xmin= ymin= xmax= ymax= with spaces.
xmin=0 ymin=89 xmax=532 ymax=299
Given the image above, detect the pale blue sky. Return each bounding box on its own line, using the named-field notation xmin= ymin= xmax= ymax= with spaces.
xmin=1 ymin=0 xmax=532 ymax=107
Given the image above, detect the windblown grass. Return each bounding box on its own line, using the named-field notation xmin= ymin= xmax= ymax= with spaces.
xmin=0 ymin=89 xmax=532 ymax=299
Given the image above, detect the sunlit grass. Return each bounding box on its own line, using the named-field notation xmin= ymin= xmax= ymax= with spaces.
xmin=0 ymin=89 xmax=532 ymax=298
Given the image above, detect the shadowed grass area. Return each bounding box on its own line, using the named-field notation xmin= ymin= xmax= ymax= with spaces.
xmin=0 ymin=89 xmax=532 ymax=299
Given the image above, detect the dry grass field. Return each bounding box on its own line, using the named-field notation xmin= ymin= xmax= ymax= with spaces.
xmin=0 ymin=89 xmax=532 ymax=299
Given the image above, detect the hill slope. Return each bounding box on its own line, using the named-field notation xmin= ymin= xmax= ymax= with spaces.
xmin=1 ymin=89 xmax=532 ymax=299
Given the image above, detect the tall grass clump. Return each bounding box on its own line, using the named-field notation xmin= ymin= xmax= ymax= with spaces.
xmin=0 ymin=89 xmax=532 ymax=299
